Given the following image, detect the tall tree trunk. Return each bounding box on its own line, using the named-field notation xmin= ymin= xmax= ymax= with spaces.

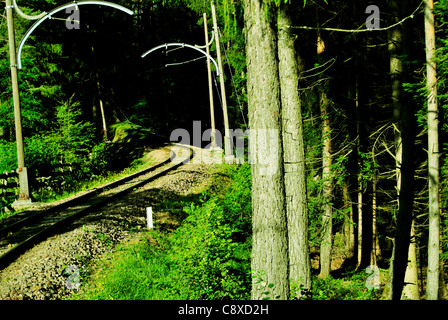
xmin=92 ymin=46 xmax=108 ymax=140
xmin=390 ymin=32 xmax=416 ymax=303
xmin=388 ymin=2 xmax=403 ymax=194
xmin=355 ymin=74 xmax=364 ymax=269
xmin=386 ymin=0 xmax=418 ymax=300
xmin=97 ymin=81 xmax=108 ymax=142
xmin=277 ymin=4 xmax=311 ymax=299
xmin=244 ymin=0 xmax=289 ymax=300
xmin=424 ymin=0 xmax=440 ymax=300
xmin=402 ymin=222 xmax=419 ymax=299
xmin=319 ymin=88 xmax=333 ymax=278
xmin=343 ymin=181 xmax=355 ymax=258
xmin=384 ymin=0 xmax=419 ymax=300
xmin=389 ymin=59 xmax=415 ymax=298
xmin=371 ymin=170 xmax=381 ymax=266
xmin=315 ymin=20 xmax=333 ymax=278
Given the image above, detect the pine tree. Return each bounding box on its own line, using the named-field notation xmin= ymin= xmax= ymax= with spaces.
xmin=278 ymin=3 xmax=312 ymax=298
xmin=244 ymin=0 xmax=289 ymax=300
xmin=425 ymin=0 xmax=441 ymax=300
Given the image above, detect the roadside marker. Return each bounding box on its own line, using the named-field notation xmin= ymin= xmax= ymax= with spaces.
xmin=147 ymin=207 xmax=153 ymax=229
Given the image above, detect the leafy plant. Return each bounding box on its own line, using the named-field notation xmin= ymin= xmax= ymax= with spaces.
xmin=312 ymin=273 xmax=382 ymax=300
xmin=71 ymin=164 xmax=253 ymax=300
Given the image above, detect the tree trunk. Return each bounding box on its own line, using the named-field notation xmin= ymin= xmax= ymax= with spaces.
xmin=244 ymin=0 xmax=289 ymax=300
xmin=424 ymin=0 xmax=440 ymax=300
xmin=277 ymin=4 xmax=312 ymax=299
xmin=390 ymin=35 xmax=416 ymax=301
xmin=314 ymin=20 xmax=333 ymax=278
xmin=343 ymin=181 xmax=355 ymax=258
xmin=92 ymin=46 xmax=108 ymax=140
xmin=383 ymin=0 xmax=418 ymax=300
xmin=371 ymin=170 xmax=381 ymax=266
xmin=402 ymin=221 xmax=419 ymax=299
xmin=355 ymin=74 xmax=364 ymax=269
xmin=97 ymin=82 xmax=108 ymax=142
xmin=319 ymin=89 xmax=333 ymax=278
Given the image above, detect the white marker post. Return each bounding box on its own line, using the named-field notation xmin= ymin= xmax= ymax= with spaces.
xmin=146 ymin=207 xmax=153 ymax=229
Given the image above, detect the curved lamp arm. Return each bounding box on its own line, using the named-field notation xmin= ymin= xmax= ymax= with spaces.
xmin=194 ymin=31 xmax=214 ymax=49
xmin=17 ymin=1 xmax=134 ymax=69
xmin=142 ymin=43 xmax=220 ymax=77
xmin=13 ymin=0 xmax=47 ymax=20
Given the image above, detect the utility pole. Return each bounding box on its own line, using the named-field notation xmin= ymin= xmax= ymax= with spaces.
xmin=211 ymin=1 xmax=234 ymax=163
xmin=203 ymin=12 xmax=217 ymax=148
xmin=5 ymin=0 xmax=31 ymax=205
xmin=5 ymin=0 xmax=132 ymax=207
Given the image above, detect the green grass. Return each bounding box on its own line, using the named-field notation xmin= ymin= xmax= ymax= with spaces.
xmin=68 ymin=162 xmax=384 ymax=301
xmin=70 ymin=235 xmax=178 ymax=300
xmin=311 ymin=269 xmax=384 ymax=300
xmin=70 ymin=164 xmax=253 ymax=300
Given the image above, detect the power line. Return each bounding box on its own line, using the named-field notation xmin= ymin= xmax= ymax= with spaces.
xmin=165 ymin=55 xmax=206 ymax=68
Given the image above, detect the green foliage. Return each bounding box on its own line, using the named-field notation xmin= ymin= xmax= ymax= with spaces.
xmin=52 ymin=97 xmax=95 ymax=163
xmin=163 ymin=164 xmax=252 ymax=299
xmin=0 ymin=141 xmax=17 ymax=173
xmin=435 ymin=0 xmax=448 ymax=270
xmin=72 ymin=164 xmax=252 ymax=300
xmin=312 ymin=273 xmax=381 ymax=300
xmin=70 ymin=237 xmax=175 ymax=300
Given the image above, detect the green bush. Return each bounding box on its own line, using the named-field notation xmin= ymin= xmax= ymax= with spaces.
xmin=312 ymin=272 xmax=382 ymax=300
xmin=72 ymin=164 xmax=253 ymax=300
xmin=0 ymin=141 xmax=17 ymax=173
xmin=160 ymin=164 xmax=252 ymax=300
xmin=71 ymin=238 xmax=175 ymax=300
xmin=86 ymin=142 xmax=115 ymax=175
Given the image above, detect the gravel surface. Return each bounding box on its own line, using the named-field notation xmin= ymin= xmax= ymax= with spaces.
xmin=0 ymin=146 xmax=213 ymax=300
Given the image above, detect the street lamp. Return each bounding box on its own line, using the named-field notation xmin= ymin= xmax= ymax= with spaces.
xmin=17 ymin=1 xmax=134 ymax=69
xmin=6 ymin=0 xmax=133 ymax=207
xmin=5 ymin=0 xmax=35 ymax=206
xmin=141 ymin=2 xmax=236 ymax=164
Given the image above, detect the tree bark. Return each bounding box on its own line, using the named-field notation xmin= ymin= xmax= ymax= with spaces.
xmin=424 ymin=0 xmax=440 ymax=300
xmin=402 ymin=222 xmax=419 ymax=299
xmin=355 ymin=74 xmax=364 ymax=269
xmin=277 ymin=4 xmax=312 ymax=299
xmin=319 ymin=89 xmax=333 ymax=278
xmin=244 ymin=0 xmax=289 ymax=300
xmin=342 ymin=181 xmax=355 ymax=258
xmin=371 ymin=170 xmax=381 ymax=266
xmin=383 ymin=0 xmax=419 ymax=300
xmin=390 ymin=32 xmax=416 ymax=301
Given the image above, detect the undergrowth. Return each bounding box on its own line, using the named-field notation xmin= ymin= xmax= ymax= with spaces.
xmin=69 ymin=162 xmax=383 ymax=300
xmin=311 ymin=272 xmax=383 ymax=300
xmin=70 ymin=163 xmax=253 ymax=300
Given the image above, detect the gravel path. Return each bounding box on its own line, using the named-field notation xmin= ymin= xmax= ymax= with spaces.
xmin=0 ymin=146 xmax=213 ymax=300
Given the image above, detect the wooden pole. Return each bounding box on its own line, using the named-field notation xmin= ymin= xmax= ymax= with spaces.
xmin=203 ymin=12 xmax=217 ymax=148
xmin=211 ymin=1 xmax=234 ymax=163
xmin=6 ymin=0 xmax=30 ymax=204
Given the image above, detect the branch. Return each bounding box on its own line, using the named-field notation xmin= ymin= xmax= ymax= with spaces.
xmin=280 ymin=1 xmax=423 ymax=33
xmin=300 ymin=57 xmax=337 ymax=80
